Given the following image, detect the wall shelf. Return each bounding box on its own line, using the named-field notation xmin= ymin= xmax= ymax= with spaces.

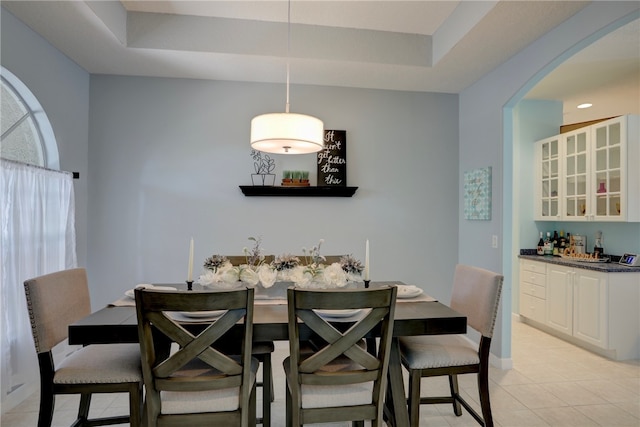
xmin=239 ymin=186 xmax=358 ymax=197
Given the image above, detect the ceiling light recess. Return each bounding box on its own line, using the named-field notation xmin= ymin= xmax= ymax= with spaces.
xmin=577 ymin=103 xmax=593 ymax=109
xmin=249 ymin=0 xmax=324 ymax=155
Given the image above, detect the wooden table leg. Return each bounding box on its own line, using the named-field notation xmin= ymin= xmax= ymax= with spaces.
xmin=385 ymin=337 xmax=409 ymax=427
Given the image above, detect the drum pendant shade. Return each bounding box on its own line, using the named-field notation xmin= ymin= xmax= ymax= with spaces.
xmin=250 ymin=113 xmax=324 ymax=154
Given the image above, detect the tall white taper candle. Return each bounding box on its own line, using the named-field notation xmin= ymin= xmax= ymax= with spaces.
xmin=364 ymin=239 xmax=370 ymax=280
xmin=187 ymin=237 xmax=194 ymax=281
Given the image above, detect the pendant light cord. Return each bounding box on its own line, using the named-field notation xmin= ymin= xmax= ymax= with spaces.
xmin=285 ymin=0 xmax=291 ymax=113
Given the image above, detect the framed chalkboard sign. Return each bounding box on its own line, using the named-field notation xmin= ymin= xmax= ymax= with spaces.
xmin=317 ymin=130 xmax=347 ymax=186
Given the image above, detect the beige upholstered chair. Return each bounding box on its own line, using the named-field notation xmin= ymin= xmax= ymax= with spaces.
xmin=135 ymin=287 xmax=258 ymax=426
xmin=23 ymin=268 xmax=142 ymax=427
xmin=399 ymin=264 xmax=504 ymax=427
xmin=284 ymin=286 xmax=397 ymax=427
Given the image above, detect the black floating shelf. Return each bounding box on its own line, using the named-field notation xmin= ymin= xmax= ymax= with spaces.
xmin=240 ymin=186 xmax=358 ymax=197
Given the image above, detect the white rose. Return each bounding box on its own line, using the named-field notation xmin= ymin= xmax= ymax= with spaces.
xmin=239 ymin=266 xmax=259 ymax=286
xmin=257 ymin=265 xmax=277 ymax=288
xmin=322 ymin=263 xmax=348 ymax=288
xmin=220 ymin=267 xmax=240 ymax=285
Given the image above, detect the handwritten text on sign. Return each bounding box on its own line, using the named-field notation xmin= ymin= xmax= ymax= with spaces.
xmin=317 ymin=130 xmax=347 ymax=186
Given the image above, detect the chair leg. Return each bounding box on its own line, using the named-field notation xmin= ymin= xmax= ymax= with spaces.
xmin=448 ymin=374 xmax=462 ymax=416
xmin=37 ymin=385 xmax=55 ymax=427
xmin=77 ymin=393 xmax=91 ymax=421
xmin=478 ymin=366 xmax=494 ymax=427
xmin=262 ymin=353 xmax=272 ymax=427
xmin=129 ymin=383 xmax=142 ymax=427
xmin=407 ymin=369 xmax=422 ymax=427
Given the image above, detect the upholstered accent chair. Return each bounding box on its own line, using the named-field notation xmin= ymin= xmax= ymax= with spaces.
xmin=23 ymin=268 xmax=142 ymax=427
xmin=135 ymin=287 xmax=258 ymax=426
xmin=399 ymin=264 xmax=504 ymax=427
xmin=284 ymin=286 xmax=397 ymax=427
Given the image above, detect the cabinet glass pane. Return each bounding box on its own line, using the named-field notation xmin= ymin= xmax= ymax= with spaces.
xmin=551 ymin=179 xmax=558 ymax=197
xmin=567 ymin=176 xmax=575 ymax=196
xmin=542 ymin=200 xmax=549 ymax=216
xmin=610 ymin=195 xmax=621 ymax=216
xmin=551 ymin=159 xmax=558 ymax=177
xmin=609 ymin=123 xmax=620 ymax=146
xmin=577 ymin=133 xmax=586 ymax=152
xmin=551 ymin=200 xmax=558 ymax=216
xmin=542 ymin=144 xmax=549 ymax=160
xmin=543 ymin=181 xmax=549 ymax=197
xmin=542 ymin=162 xmax=549 ymax=179
xmin=566 ymin=136 xmax=575 ymax=155
xmin=609 ymin=146 xmax=620 ymax=169
xmin=550 ymin=141 xmax=558 ymax=157
xmin=578 ymin=198 xmax=587 ymax=215
xmin=596 ymin=172 xmax=607 ymax=193
xmin=567 ymin=199 xmax=576 ymax=216
xmin=577 ymin=175 xmax=586 ymax=195
xmin=596 ymin=150 xmax=606 ymax=171
xmin=577 ymin=153 xmax=586 ymax=174
xmin=597 ymin=196 xmax=606 ymax=216
xmin=610 ymin=170 xmax=621 ymax=192
xmin=566 ymin=157 xmax=575 ymax=175
xmin=596 ymin=127 xmax=607 ymax=149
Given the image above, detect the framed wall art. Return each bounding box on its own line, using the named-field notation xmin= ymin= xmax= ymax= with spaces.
xmin=464 ymin=166 xmax=492 ymax=220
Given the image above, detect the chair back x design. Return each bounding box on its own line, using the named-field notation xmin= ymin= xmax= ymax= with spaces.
xmin=285 ymin=286 xmax=397 ymax=426
xmin=135 ymin=287 xmax=258 ymax=427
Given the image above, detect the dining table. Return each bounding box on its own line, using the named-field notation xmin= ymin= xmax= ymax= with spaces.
xmin=68 ymin=281 xmax=466 ymax=427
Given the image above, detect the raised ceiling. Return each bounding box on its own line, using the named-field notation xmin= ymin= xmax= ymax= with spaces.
xmin=3 ymin=1 xmax=638 ymax=123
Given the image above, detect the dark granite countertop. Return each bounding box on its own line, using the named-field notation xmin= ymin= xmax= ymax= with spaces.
xmin=519 ymin=250 xmax=640 ymax=273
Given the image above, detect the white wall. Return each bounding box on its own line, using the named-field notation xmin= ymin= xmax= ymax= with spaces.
xmin=88 ymin=76 xmax=460 ymax=308
xmin=459 ymin=2 xmax=640 ymax=362
xmin=1 ymin=8 xmax=90 ymax=268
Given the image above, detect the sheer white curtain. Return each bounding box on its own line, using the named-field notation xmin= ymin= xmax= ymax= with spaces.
xmin=1 ymin=159 xmax=77 ymax=411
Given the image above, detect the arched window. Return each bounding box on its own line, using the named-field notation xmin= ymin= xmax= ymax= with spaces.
xmin=1 ymin=67 xmax=59 ymax=169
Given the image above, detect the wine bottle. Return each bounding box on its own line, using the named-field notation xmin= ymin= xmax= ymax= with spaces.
xmin=593 ymin=230 xmax=604 ymax=257
xmin=537 ymin=232 xmax=544 ymax=255
xmin=552 ymin=230 xmax=559 ymax=255
xmin=559 ymin=230 xmax=566 ymax=252
xmin=543 ymin=232 xmax=553 ymax=255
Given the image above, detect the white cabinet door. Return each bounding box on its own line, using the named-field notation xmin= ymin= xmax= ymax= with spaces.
xmin=546 ymin=264 xmax=573 ymax=335
xmin=562 ymin=128 xmax=590 ymax=221
xmin=535 ymin=136 xmax=561 ymax=220
xmin=573 ymin=269 xmax=608 ymax=348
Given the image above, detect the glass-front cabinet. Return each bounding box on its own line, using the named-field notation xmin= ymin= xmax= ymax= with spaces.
xmin=592 ymin=119 xmax=623 ymax=220
xmin=535 ymin=114 xmax=639 ymax=222
xmin=563 ymin=129 xmax=589 ymax=221
xmin=535 ymin=136 xmax=560 ymax=220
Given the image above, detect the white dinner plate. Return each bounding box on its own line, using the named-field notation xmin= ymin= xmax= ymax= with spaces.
xmin=315 ymin=309 xmax=362 ymax=318
xmin=125 ymin=285 xmax=176 ymax=299
xmin=179 ymin=310 xmax=227 ymax=319
xmin=396 ymin=285 xmax=423 ymax=299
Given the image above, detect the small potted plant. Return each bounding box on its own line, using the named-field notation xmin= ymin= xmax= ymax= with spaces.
xmin=281 ymin=170 xmax=293 ymax=186
xmin=300 ymin=171 xmax=310 ymax=186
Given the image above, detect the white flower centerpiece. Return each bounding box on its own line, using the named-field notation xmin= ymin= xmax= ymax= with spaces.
xmin=196 ymin=238 xmax=364 ymax=289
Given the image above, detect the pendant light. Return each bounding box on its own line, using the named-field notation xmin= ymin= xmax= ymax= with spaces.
xmin=250 ymin=0 xmax=324 ymax=154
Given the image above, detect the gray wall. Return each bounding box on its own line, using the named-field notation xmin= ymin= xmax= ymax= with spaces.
xmin=459 ymin=2 xmax=640 ymax=361
xmin=1 ymin=8 xmax=90 ymax=269
xmin=88 ymin=76 xmax=460 ymax=308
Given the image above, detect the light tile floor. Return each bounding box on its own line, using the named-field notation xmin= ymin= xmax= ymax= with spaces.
xmin=3 ymin=319 xmax=639 ymax=426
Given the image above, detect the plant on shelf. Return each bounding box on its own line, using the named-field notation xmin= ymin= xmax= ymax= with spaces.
xmin=282 ymin=170 xmax=310 ymax=187
xmin=250 ymin=150 xmax=276 ymax=186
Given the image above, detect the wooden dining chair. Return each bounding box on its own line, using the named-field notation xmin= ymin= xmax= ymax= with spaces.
xmin=135 ymin=287 xmax=258 ymax=427
xmin=399 ymin=264 xmax=504 ymax=427
xmin=23 ymin=268 xmax=142 ymax=427
xmin=284 ymin=286 xmax=397 ymax=427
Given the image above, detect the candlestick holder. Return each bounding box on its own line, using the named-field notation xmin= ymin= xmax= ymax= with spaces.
xmin=364 ymin=280 xmax=370 ymax=289
xmin=186 ymin=280 xmax=193 ymax=291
